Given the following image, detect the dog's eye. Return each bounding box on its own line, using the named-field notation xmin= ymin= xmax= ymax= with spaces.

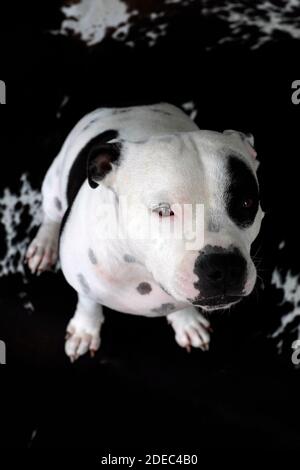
xmin=153 ymin=204 xmax=174 ymax=217
xmin=241 ymin=198 xmax=254 ymax=209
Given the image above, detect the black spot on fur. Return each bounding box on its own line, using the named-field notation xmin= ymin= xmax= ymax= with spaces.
xmin=151 ymin=303 xmax=176 ymax=315
xmin=77 ymin=273 xmax=90 ymax=295
xmin=88 ymin=248 xmax=97 ymax=265
xmin=124 ymin=254 xmax=136 ymax=263
xmin=54 ymin=197 xmax=62 ymax=211
xmin=225 ymin=156 xmax=259 ymax=228
xmin=137 ymin=282 xmax=152 ymax=295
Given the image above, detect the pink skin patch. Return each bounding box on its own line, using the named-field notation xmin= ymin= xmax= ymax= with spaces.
xmin=245 ymin=141 xmax=257 ymax=159
xmin=94 ymin=264 xmax=116 ymax=283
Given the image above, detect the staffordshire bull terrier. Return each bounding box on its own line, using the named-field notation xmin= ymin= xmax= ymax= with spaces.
xmin=26 ymin=103 xmax=263 ymax=360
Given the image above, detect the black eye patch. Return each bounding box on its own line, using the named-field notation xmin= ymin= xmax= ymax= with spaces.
xmin=225 ymin=156 xmax=259 ymax=228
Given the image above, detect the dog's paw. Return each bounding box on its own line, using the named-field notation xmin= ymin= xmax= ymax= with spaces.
xmin=26 ymin=222 xmax=60 ymax=274
xmin=167 ymin=308 xmax=211 ymax=352
xmin=26 ymin=238 xmax=58 ymax=274
xmin=65 ymin=318 xmax=101 ymax=362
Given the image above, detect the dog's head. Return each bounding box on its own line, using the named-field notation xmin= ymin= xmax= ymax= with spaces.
xmin=87 ymin=128 xmax=264 ymax=311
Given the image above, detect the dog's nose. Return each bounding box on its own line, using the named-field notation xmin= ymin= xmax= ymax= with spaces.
xmin=194 ymin=246 xmax=247 ymax=296
xmin=199 ymin=252 xmax=245 ymax=285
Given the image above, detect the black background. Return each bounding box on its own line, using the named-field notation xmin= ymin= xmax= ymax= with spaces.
xmin=1 ymin=0 xmax=300 ymax=454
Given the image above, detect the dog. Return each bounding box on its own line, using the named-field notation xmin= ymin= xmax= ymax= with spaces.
xmin=25 ymin=103 xmax=263 ymax=360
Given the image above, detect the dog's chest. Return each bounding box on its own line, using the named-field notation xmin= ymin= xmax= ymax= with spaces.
xmin=87 ymin=259 xmax=181 ymax=316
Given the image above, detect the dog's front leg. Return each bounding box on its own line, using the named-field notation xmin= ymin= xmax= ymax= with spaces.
xmin=65 ymin=295 xmax=104 ymax=361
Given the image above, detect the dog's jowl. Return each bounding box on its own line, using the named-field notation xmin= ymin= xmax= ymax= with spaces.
xmin=26 ymin=103 xmax=264 ymax=360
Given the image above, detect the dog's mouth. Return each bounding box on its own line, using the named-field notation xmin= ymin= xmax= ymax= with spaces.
xmin=192 ymin=295 xmax=242 ymax=310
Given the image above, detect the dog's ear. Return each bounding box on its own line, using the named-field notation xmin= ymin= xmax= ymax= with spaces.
xmin=223 ymin=129 xmax=257 ymax=161
xmin=87 ymin=141 xmax=121 ymax=188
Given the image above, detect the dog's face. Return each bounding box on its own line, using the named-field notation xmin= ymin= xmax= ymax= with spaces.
xmin=88 ymin=129 xmax=264 ymax=311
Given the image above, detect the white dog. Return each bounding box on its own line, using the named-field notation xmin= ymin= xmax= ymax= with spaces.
xmin=26 ymin=103 xmax=263 ymax=360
